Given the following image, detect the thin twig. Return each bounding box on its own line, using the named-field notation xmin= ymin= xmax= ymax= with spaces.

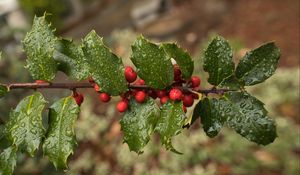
xmin=5 ymin=82 xmax=236 ymax=94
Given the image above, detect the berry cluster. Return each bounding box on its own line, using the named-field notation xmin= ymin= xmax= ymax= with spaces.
xmin=71 ymin=65 xmax=201 ymax=113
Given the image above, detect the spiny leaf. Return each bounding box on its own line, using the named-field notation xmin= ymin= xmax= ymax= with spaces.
xmin=162 ymin=43 xmax=194 ymax=79
xmin=5 ymin=92 xmax=46 ymax=156
xmin=155 ymin=101 xmax=185 ymax=154
xmin=120 ymin=98 xmax=159 ymax=154
xmin=0 ymin=146 xmax=17 ymax=175
xmin=197 ymin=98 xmax=226 ymax=137
xmin=23 ymin=15 xmax=58 ymax=81
xmin=43 ymin=96 xmax=80 ymax=170
xmin=203 ymin=36 xmax=235 ymax=86
xmin=223 ymin=91 xmax=277 ymax=145
xmin=235 ymin=42 xmax=280 ymax=86
xmin=82 ymin=30 xmax=127 ymax=95
xmin=0 ymin=85 xmax=8 ymax=99
xmin=131 ymin=36 xmax=174 ymax=89
xmin=54 ymin=39 xmax=89 ymax=80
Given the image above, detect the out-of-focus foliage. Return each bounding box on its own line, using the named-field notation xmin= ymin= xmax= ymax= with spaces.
xmin=18 ymin=0 xmax=70 ymax=30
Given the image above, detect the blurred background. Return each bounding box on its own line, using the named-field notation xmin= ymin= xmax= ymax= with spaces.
xmin=0 ymin=0 xmax=299 ymax=174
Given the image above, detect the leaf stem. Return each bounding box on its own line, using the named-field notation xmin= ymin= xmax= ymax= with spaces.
xmin=6 ymin=82 xmax=237 ymax=94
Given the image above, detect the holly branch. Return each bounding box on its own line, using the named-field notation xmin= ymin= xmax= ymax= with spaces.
xmin=6 ymin=82 xmax=235 ymax=95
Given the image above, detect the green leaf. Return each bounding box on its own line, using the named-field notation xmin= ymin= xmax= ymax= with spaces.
xmin=198 ymin=98 xmax=226 ymax=137
xmin=120 ymin=98 xmax=159 ymax=154
xmin=82 ymin=30 xmax=127 ymax=95
xmin=54 ymin=39 xmax=89 ymax=80
xmin=23 ymin=15 xmax=58 ymax=81
xmin=5 ymin=92 xmax=46 ymax=156
xmin=162 ymin=43 xmax=194 ymax=79
xmin=0 ymin=146 xmax=17 ymax=175
xmin=218 ymin=75 xmax=241 ymax=90
xmin=0 ymin=125 xmax=10 ymax=150
xmin=222 ymin=91 xmax=277 ymax=145
xmin=203 ymin=36 xmax=235 ymax=86
xmin=235 ymin=42 xmax=280 ymax=86
xmin=155 ymin=101 xmax=185 ymax=154
xmin=43 ymin=96 xmax=80 ymax=170
xmin=131 ymin=36 xmax=174 ymax=89
xmin=0 ymin=85 xmax=8 ymax=98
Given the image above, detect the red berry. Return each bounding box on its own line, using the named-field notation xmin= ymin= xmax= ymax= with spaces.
xmin=160 ymin=96 xmax=169 ymax=104
xmin=99 ymin=92 xmax=111 ymax=102
xmin=182 ymin=94 xmax=194 ymax=107
xmin=124 ymin=66 xmax=137 ymax=83
xmin=182 ymin=105 xmax=187 ymax=113
xmin=94 ymin=84 xmax=100 ymax=92
xmin=173 ymin=65 xmax=182 ymax=81
xmin=73 ymin=93 xmax=84 ymax=106
xmin=88 ymin=77 xmax=95 ymax=84
xmin=191 ymin=93 xmax=199 ymax=99
xmin=190 ymin=76 xmax=201 ymax=88
xmin=135 ymin=79 xmax=145 ymax=85
xmin=135 ymin=91 xmax=147 ymax=103
xmin=117 ymin=100 xmax=128 ymax=113
xmin=156 ymin=90 xmax=167 ymax=98
xmin=148 ymin=90 xmax=157 ymax=99
xmin=169 ymin=88 xmax=183 ymax=101
xmin=35 ymin=80 xmax=47 ymax=84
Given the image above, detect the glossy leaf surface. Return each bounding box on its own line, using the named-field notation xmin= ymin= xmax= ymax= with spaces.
xmin=131 ymin=36 xmax=174 ymax=89
xmin=5 ymin=92 xmax=46 ymax=156
xmin=223 ymin=92 xmax=277 ymax=145
xmin=120 ymin=98 xmax=159 ymax=154
xmin=155 ymin=101 xmax=185 ymax=153
xmin=43 ymin=96 xmax=80 ymax=169
xmin=83 ymin=30 xmax=127 ymax=95
xmin=162 ymin=43 xmax=194 ymax=79
xmin=203 ymin=36 xmax=234 ymax=86
xmin=23 ymin=15 xmax=58 ymax=81
xmin=198 ymin=98 xmax=226 ymax=137
xmin=54 ymin=39 xmax=89 ymax=80
xmin=235 ymin=42 xmax=280 ymax=85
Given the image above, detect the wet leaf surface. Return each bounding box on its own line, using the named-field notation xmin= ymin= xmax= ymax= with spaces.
xmin=197 ymin=92 xmax=277 ymax=145
xmin=131 ymin=36 xmax=174 ymax=89
xmin=235 ymin=42 xmax=280 ymax=86
xmin=155 ymin=101 xmax=185 ymax=154
xmin=5 ymin=92 xmax=46 ymax=156
xmin=223 ymin=91 xmax=277 ymax=145
xmin=54 ymin=39 xmax=89 ymax=80
xmin=23 ymin=15 xmax=58 ymax=81
xmin=83 ymin=30 xmax=127 ymax=95
xmin=162 ymin=43 xmax=194 ymax=79
xmin=203 ymin=36 xmax=235 ymax=86
xmin=218 ymin=75 xmax=242 ymax=90
xmin=120 ymin=98 xmax=159 ymax=154
xmin=197 ymin=98 xmax=226 ymax=137
xmin=43 ymin=96 xmax=80 ymax=170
